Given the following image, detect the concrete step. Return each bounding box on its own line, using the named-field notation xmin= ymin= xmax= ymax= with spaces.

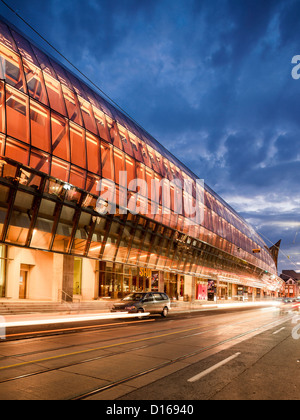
xmin=0 ymin=300 xmax=113 ymax=315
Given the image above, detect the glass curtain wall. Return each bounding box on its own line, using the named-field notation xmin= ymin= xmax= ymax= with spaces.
xmin=0 ymin=18 xmax=281 ymax=293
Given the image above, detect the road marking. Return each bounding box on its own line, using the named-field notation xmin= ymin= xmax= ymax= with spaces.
xmin=187 ymin=352 xmax=241 ymax=383
xmin=0 ymin=324 xmax=208 ymax=371
xmin=272 ymin=327 xmax=285 ymax=335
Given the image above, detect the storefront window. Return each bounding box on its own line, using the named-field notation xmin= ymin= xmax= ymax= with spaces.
xmin=71 ymin=212 xmax=91 ymax=255
xmin=6 ymin=190 xmax=34 ymax=245
xmin=73 ymin=257 xmax=82 ymax=295
xmin=30 ymin=199 xmax=56 ymax=250
xmin=88 ymin=216 xmax=106 ymax=258
xmin=51 ymin=205 xmax=75 ymax=252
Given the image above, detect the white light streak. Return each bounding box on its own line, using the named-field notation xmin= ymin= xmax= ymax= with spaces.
xmin=0 ymin=312 xmax=150 ymax=329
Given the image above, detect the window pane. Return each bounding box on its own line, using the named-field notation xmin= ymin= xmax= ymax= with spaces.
xmin=86 ymin=173 xmax=100 ymax=195
xmin=102 ymin=221 xmax=120 ymax=260
xmin=101 ymin=142 xmax=114 ymax=181
xmin=5 ymin=138 xmax=29 ymax=164
xmin=71 ymin=212 xmax=91 ymax=255
xmin=136 ymin=163 xmax=147 ymax=197
xmin=6 ymin=86 xmax=29 ymax=143
xmin=78 ymin=97 xmax=97 ymax=134
xmin=23 ymin=60 xmax=48 ymax=105
xmin=30 ymin=100 xmax=50 ymax=152
xmin=118 ymin=125 xmax=133 ymax=156
xmin=0 ymin=44 xmax=26 ymax=92
xmin=43 ymin=73 xmax=66 ymax=116
xmin=62 ymin=86 xmax=82 ymax=125
xmin=93 ymin=107 xmax=111 ymax=143
xmin=11 ymin=30 xmax=39 ymax=67
xmin=114 ymin=148 xmax=125 ymax=186
xmin=30 ymin=199 xmax=56 ymax=250
xmin=6 ymin=191 xmax=34 ymax=245
xmin=32 ymin=44 xmax=56 ymax=79
xmin=51 ymin=113 xmax=69 ymax=161
xmin=88 ymin=216 xmax=106 ymax=258
xmin=147 ymin=146 xmax=159 ymax=172
xmin=51 ymin=157 xmax=69 ymax=182
xmin=0 ymin=184 xmax=9 ymax=240
xmin=125 ymin=155 xmax=136 ymax=184
xmin=50 ymin=59 xmax=73 ymax=90
xmin=29 ymin=148 xmax=50 ymax=175
xmin=129 ymin=134 xmax=143 ymax=162
xmin=0 ymin=22 xmax=17 ymax=52
xmin=107 ymin=117 xmax=122 ymax=150
xmin=52 ymin=205 xmax=75 ymax=252
xmin=86 ymin=132 xmax=100 ymax=174
xmin=0 ymin=81 xmax=5 ymax=135
xmin=70 ymin=123 xmax=86 ymax=168
xmin=69 ymin=165 xmax=86 ymax=189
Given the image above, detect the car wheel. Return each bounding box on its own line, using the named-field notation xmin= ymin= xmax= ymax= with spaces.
xmin=161 ymin=307 xmax=168 ymax=317
xmin=137 ymin=308 xmax=144 ymax=319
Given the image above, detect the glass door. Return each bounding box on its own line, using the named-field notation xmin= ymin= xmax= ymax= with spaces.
xmin=19 ymin=269 xmax=28 ymax=299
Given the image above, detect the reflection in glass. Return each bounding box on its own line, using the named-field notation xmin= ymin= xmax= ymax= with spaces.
xmin=43 ymin=73 xmax=66 ymax=116
xmin=6 ymin=86 xmax=29 ymax=143
xmin=23 ymin=60 xmax=48 ymax=105
xmin=30 ymin=100 xmax=50 ymax=152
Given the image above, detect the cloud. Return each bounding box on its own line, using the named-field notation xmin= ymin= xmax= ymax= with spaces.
xmin=0 ymin=0 xmax=299 ymax=273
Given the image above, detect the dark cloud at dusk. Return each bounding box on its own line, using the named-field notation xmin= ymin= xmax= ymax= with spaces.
xmin=0 ymin=0 xmax=299 ymax=273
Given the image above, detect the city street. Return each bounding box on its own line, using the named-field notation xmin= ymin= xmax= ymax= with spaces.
xmin=0 ymin=304 xmax=298 ymax=401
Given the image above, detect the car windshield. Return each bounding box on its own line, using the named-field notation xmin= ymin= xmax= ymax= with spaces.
xmin=122 ymin=293 xmax=145 ymax=302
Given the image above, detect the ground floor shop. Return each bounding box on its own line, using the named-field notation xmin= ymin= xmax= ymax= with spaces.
xmin=0 ymin=245 xmax=279 ymax=302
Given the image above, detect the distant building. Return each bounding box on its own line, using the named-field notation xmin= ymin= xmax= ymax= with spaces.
xmin=280 ymin=270 xmax=300 ymax=298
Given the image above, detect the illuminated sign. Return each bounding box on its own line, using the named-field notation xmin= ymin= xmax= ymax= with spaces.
xmin=139 ymin=268 xmax=152 ymax=278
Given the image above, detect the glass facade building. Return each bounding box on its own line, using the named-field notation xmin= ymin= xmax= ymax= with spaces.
xmin=0 ymin=16 xmax=283 ymax=302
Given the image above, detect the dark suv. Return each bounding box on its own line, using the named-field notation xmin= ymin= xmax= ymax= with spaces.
xmin=111 ymin=292 xmax=170 ymax=317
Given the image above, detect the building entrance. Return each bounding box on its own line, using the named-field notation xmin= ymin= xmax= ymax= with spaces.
xmin=19 ymin=269 xmax=28 ymax=299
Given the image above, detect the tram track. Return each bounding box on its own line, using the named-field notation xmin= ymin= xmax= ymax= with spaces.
xmin=0 ymin=310 xmax=293 ymax=397
xmin=0 ymin=306 xmax=280 ymax=361
xmin=71 ymin=314 xmax=294 ymax=400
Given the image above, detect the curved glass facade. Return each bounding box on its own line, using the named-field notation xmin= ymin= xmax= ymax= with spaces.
xmin=0 ymin=16 xmax=283 ymax=294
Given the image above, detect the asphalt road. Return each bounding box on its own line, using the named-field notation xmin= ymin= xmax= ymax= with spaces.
xmin=0 ymin=304 xmax=299 ymax=402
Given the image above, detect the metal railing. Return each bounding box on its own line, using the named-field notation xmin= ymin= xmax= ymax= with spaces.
xmin=58 ymin=290 xmax=81 ymax=304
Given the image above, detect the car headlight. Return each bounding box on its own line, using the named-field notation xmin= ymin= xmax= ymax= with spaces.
xmin=125 ymin=306 xmax=136 ymax=311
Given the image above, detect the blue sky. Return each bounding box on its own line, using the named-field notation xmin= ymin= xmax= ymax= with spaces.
xmin=0 ymin=0 xmax=299 ymax=274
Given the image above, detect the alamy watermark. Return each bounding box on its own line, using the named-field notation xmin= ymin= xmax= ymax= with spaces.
xmin=95 ymin=172 xmax=204 ymax=226
xmin=292 ymin=314 xmax=300 ymax=340
xmin=291 ymin=55 xmax=300 ymax=79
